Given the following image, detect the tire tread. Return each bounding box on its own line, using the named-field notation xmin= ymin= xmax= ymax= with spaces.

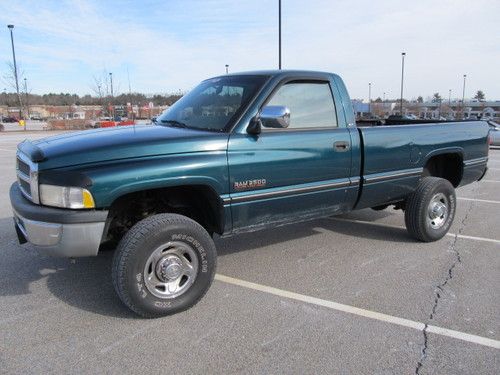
xmin=111 ymin=213 xmax=216 ymax=318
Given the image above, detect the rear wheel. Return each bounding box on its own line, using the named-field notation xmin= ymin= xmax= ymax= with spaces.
xmin=404 ymin=177 xmax=456 ymax=242
xmin=112 ymin=213 xmax=216 ymax=318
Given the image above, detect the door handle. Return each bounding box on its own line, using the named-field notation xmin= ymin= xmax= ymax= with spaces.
xmin=334 ymin=141 xmax=350 ymax=152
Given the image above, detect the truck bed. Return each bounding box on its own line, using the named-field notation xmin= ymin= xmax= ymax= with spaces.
xmin=353 ymin=121 xmax=490 ymax=209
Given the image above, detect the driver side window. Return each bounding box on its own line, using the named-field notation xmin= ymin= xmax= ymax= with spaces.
xmin=267 ymin=82 xmax=338 ymax=129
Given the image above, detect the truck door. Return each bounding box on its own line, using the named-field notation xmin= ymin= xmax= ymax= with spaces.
xmin=228 ymin=79 xmax=353 ymax=232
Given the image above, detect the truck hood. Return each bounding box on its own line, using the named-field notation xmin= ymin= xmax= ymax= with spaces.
xmin=22 ymin=125 xmax=229 ymax=170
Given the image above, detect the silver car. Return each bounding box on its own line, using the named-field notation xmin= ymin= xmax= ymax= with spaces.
xmin=489 ymin=121 xmax=500 ymax=146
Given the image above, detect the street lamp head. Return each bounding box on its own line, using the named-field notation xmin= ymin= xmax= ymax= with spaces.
xmin=463 ymin=74 xmax=467 ymax=78
xmin=7 ymin=24 xmax=14 ymax=29
xmin=225 ymin=64 xmax=229 ymax=68
xmin=402 ymin=52 xmax=406 ymax=56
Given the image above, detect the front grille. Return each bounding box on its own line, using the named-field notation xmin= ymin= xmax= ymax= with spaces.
xmin=17 ymin=158 xmax=30 ymax=176
xmin=16 ymin=152 xmax=39 ymax=203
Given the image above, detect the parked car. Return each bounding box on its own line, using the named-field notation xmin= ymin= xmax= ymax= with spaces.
xmin=2 ymin=116 xmax=19 ymax=123
xmin=488 ymin=121 xmax=500 ymax=146
xmin=10 ymin=70 xmax=490 ymax=317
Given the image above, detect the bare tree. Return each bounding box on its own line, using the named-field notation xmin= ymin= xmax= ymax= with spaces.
xmin=2 ymin=61 xmax=24 ymax=118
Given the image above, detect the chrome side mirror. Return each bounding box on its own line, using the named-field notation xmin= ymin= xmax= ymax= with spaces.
xmin=260 ymin=105 xmax=291 ymax=129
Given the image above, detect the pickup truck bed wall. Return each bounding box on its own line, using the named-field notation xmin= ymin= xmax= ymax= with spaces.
xmin=355 ymin=121 xmax=489 ymax=209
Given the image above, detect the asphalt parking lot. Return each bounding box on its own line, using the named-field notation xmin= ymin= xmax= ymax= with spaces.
xmin=0 ymin=131 xmax=499 ymax=374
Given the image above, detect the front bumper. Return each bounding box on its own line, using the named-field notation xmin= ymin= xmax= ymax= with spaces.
xmin=10 ymin=183 xmax=108 ymax=257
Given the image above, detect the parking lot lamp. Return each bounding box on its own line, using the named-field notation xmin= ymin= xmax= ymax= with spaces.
xmin=109 ymin=72 xmax=114 ymax=119
xmin=278 ymin=0 xmax=281 ymax=69
xmin=368 ymin=82 xmax=371 ymax=114
xmin=461 ymin=74 xmax=466 ymax=119
xmin=400 ymin=52 xmax=406 ymax=116
xmin=7 ymin=24 xmax=23 ymax=125
xmin=225 ymin=64 xmax=229 ymax=74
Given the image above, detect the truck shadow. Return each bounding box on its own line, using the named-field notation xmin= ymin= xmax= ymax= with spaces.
xmin=0 ymin=209 xmax=414 ymax=319
xmin=0 ymin=216 xmax=134 ymax=318
xmin=216 ymin=210 xmax=414 ymax=256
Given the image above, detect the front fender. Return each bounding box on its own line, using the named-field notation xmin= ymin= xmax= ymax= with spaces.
xmin=82 ymin=153 xmax=229 ymax=207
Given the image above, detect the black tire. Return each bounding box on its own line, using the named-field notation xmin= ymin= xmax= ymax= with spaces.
xmin=405 ymin=177 xmax=456 ymax=242
xmin=112 ymin=213 xmax=216 ymax=318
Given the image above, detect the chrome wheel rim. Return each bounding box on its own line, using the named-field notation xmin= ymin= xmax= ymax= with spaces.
xmin=143 ymin=241 xmax=198 ymax=299
xmin=427 ymin=193 xmax=449 ymax=230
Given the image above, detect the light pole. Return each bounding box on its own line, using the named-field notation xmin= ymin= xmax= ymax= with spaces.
xmin=109 ymin=72 xmax=114 ymax=97
xmin=225 ymin=64 xmax=229 ymax=74
xmin=23 ymin=77 xmax=29 ymax=119
xmin=383 ymin=92 xmax=386 ymax=102
xmin=461 ymin=74 xmax=467 ymax=119
xmin=109 ymin=72 xmax=114 ymax=119
xmin=448 ymin=89 xmax=452 ymax=118
xmin=438 ymin=96 xmax=442 ymax=119
xmin=400 ymin=52 xmax=406 ymax=116
xmin=278 ymin=0 xmax=281 ymax=69
xmin=7 ymin=24 xmax=23 ymax=126
xmin=368 ymin=82 xmax=372 ymax=115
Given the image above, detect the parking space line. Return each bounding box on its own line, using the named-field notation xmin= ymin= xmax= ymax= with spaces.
xmin=0 ymin=148 xmax=16 ymax=152
xmin=331 ymin=218 xmax=500 ymax=245
xmin=458 ymin=197 xmax=500 ymax=204
xmin=481 ymin=179 xmax=500 ymax=183
xmin=215 ymin=274 xmax=500 ymax=349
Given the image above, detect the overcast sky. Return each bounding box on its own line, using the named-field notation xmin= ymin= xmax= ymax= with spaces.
xmin=0 ymin=0 xmax=498 ymax=100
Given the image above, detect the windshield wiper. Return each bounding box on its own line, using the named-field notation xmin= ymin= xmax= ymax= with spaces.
xmin=160 ymin=119 xmax=189 ymax=129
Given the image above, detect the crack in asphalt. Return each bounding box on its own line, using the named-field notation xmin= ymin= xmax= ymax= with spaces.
xmin=415 ymin=193 xmax=474 ymax=375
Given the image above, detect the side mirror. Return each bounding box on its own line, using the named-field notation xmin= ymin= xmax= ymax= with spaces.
xmin=260 ymin=105 xmax=291 ymax=129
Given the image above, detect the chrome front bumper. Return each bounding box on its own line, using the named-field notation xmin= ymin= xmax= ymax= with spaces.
xmin=10 ymin=183 xmax=108 ymax=258
xmin=13 ymin=211 xmax=106 ymax=257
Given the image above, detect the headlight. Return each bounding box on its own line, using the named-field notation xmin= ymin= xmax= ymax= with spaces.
xmin=39 ymin=184 xmax=95 ymax=209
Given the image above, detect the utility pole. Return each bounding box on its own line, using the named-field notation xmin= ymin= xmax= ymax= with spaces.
xmin=225 ymin=64 xmax=229 ymax=74
xmin=7 ymin=24 xmax=23 ymax=128
xmin=278 ymin=0 xmax=281 ymax=69
xmin=400 ymin=52 xmax=406 ymax=116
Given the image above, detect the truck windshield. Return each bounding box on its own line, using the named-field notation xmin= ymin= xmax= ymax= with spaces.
xmin=157 ymin=75 xmax=269 ymax=132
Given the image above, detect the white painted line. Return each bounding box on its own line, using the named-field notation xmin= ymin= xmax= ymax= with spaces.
xmin=332 ymin=218 xmax=500 ymax=245
xmin=458 ymin=197 xmax=500 ymax=204
xmin=481 ymin=179 xmax=500 ymax=183
xmin=0 ymin=148 xmax=16 ymax=152
xmin=488 ymin=168 xmax=500 ymax=171
xmin=215 ymin=274 xmax=500 ymax=349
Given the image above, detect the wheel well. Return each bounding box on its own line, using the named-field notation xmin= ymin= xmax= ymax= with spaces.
xmin=423 ymin=153 xmax=463 ymax=187
xmin=103 ymin=185 xmax=224 ymax=244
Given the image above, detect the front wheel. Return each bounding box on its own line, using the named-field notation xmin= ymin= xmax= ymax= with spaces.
xmin=112 ymin=213 xmax=217 ymax=318
xmin=404 ymin=177 xmax=456 ymax=242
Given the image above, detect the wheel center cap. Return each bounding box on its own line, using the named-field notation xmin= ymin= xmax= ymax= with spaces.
xmin=156 ymin=256 xmax=183 ymax=281
xmin=430 ymin=203 xmax=447 ymax=219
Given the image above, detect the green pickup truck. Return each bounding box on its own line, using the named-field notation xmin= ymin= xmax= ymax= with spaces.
xmin=10 ymin=70 xmax=490 ymax=317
